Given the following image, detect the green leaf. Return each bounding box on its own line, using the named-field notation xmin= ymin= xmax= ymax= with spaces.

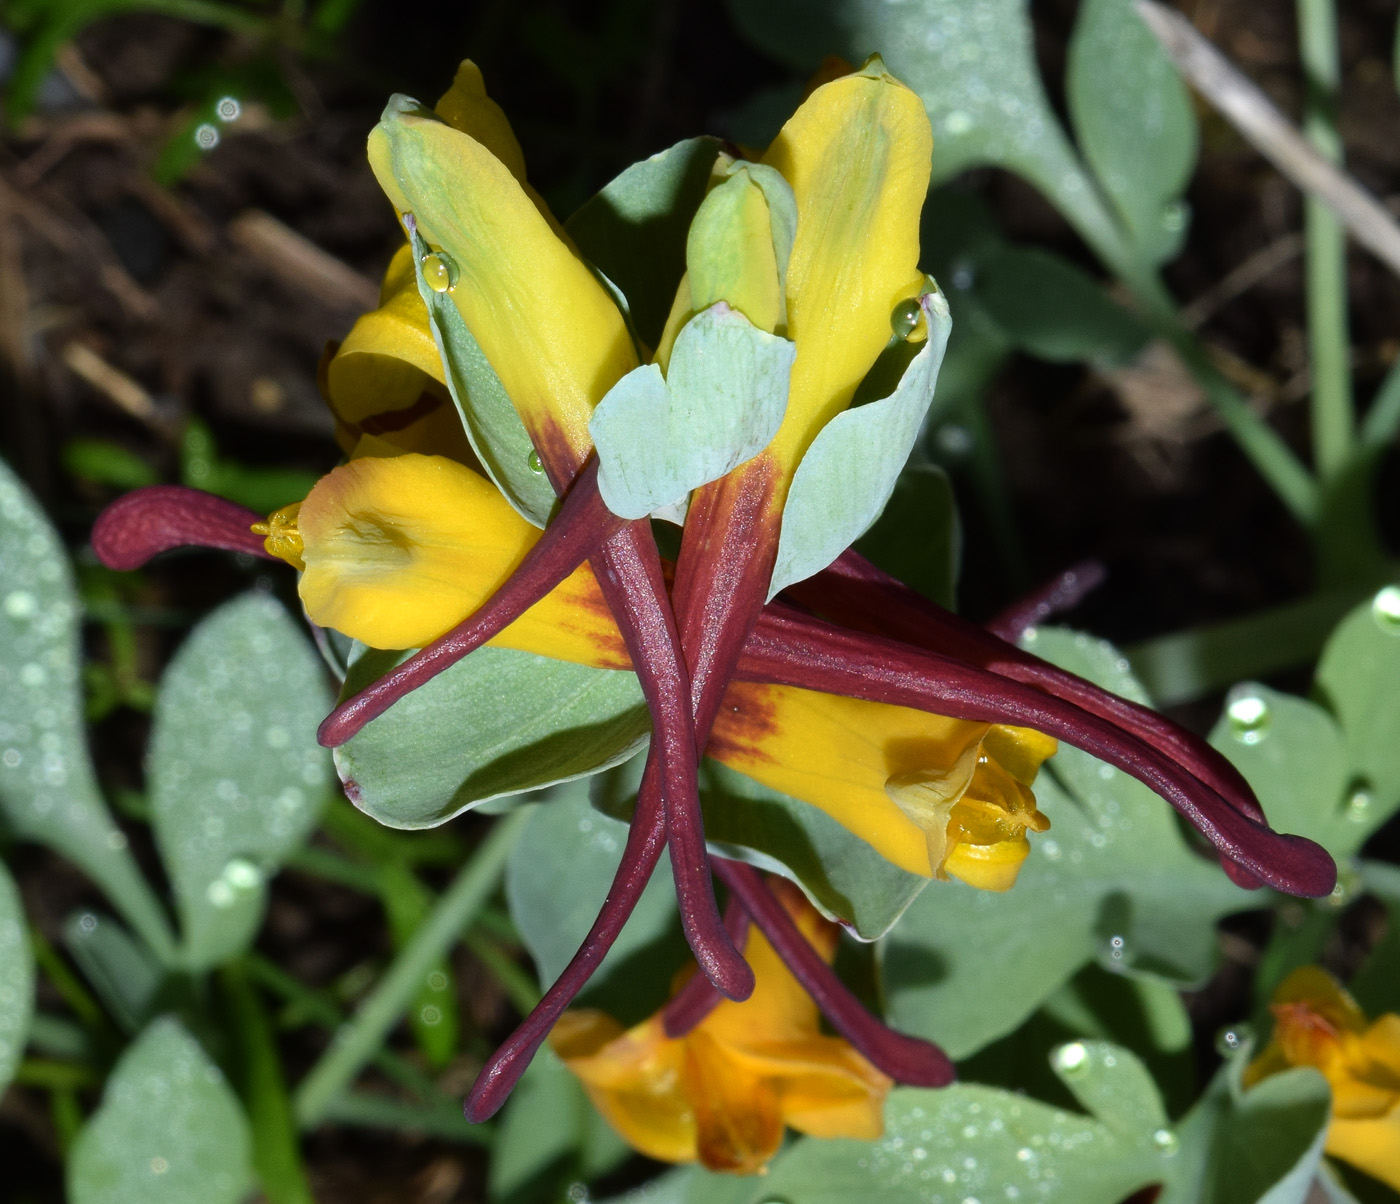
xmin=1208 ymin=684 xmax=1362 ymax=860
xmin=0 ymin=859 xmax=33 ymax=1092
xmin=506 ymin=790 xmax=680 ymax=1021
xmin=64 ymin=911 xmax=164 ymax=1034
xmin=1067 ymin=0 xmax=1197 ymax=265
xmin=68 ymin=1017 xmax=254 ymax=1204
xmin=593 ymin=755 xmax=928 ymax=941
xmin=738 ymin=1043 xmax=1171 ymax=1204
xmin=62 ymin=440 xmax=159 ymax=490
xmin=1315 ymin=589 xmax=1400 ymax=823
xmin=770 ymin=290 xmax=952 ymax=599
xmin=147 ymin=594 xmax=332 ymax=971
xmin=489 ymin=1047 xmax=630 ymax=1202
xmin=0 ymin=458 xmax=175 ymax=962
xmin=1158 ymin=1055 xmax=1331 ymax=1204
xmin=974 ymin=245 xmax=1150 ymax=365
xmin=884 ymin=626 xmax=1247 ymax=1059
xmin=406 ymin=223 xmax=558 ymax=528
xmin=565 ymin=137 xmax=722 ymax=349
xmin=591 ymin=305 xmax=795 ymax=519
xmin=333 ymin=644 xmax=648 ymax=829
xmin=375 ymin=862 xmax=460 ymax=1068
xmin=854 ymin=463 xmax=960 ymax=609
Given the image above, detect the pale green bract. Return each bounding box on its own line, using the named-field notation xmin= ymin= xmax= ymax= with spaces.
xmin=591 ymin=304 xmax=796 ymax=520
xmin=769 ymin=289 xmax=952 ymax=599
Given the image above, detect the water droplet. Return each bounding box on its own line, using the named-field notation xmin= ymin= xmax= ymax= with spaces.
xmin=1225 ymin=687 xmax=1270 ymax=744
xmin=944 ymin=110 xmax=973 ymax=135
xmin=1372 ymin=586 xmax=1400 ymax=633
xmin=223 ymin=858 xmax=262 ymax=891
xmin=1052 ymin=1042 xmax=1088 ymax=1076
xmin=1015 ymin=1147 xmax=1033 ymax=1162
xmin=1152 ymin=1127 xmax=1179 ymax=1155
xmin=2 ymin=749 xmax=20 ymax=769
xmin=3 ymin=590 xmax=36 ymax=619
xmin=419 ymin=1004 xmax=442 ymax=1025
xmin=421 ymin=251 xmax=459 ymax=293
xmin=194 ymin=123 xmax=220 ymax=150
xmin=19 ymin=663 xmax=46 ymax=687
xmin=527 ymin=449 xmax=544 ymax=474
xmin=1215 ymin=1024 xmax=1253 ymax=1056
xmin=426 ymin=970 xmax=449 ymax=992
xmin=890 ymin=298 xmax=923 ymax=340
xmin=149 ymin=1155 xmax=169 ymax=1175
xmin=1040 ymin=839 xmax=1061 ymax=861
xmin=77 ymin=913 xmax=97 ymax=934
xmin=215 ymin=96 xmax=241 ymax=122
xmin=1346 ymin=789 xmax=1373 ymax=823
xmin=936 ymin=423 xmax=973 ymax=456
xmin=207 ymin=879 xmax=236 ymax=909
xmin=1161 ymin=200 xmax=1189 ymax=233
xmin=1108 ymin=934 xmax=1125 ymax=962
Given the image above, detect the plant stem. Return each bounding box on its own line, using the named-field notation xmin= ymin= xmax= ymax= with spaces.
xmin=292 ymin=809 xmax=527 ymax=1127
xmin=1297 ymin=0 xmax=1354 ymax=482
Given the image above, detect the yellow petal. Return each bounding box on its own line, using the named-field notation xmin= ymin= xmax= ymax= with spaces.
xmin=432 ymin=61 xmax=529 ymax=184
xmin=942 ymin=837 xmax=1031 ymax=893
xmin=368 ymin=106 xmax=636 ymax=465
xmin=761 ymin=61 xmax=932 ymax=473
xmin=1326 ymin=1108 xmax=1400 ymax=1192
xmin=551 ymin=1013 xmax=697 ymax=1165
xmin=684 ymin=1029 xmax=785 ymax=1173
xmin=292 ymin=453 xmax=628 ymax=664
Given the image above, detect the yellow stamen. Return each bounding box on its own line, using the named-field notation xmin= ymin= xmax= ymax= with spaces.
xmin=253 ymin=504 xmax=305 ymax=571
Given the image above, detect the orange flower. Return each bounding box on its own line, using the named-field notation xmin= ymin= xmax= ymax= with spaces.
xmin=1246 ymin=966 xmax=1400 ymax=1190
xmin=550 ymin=880 xmax=890 ymax=1174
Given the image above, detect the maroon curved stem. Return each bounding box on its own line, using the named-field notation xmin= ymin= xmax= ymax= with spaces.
xmin=985 ymin=561 xmax=1107 ymax=641
xmin=795 ymin=551 xmax=1268 ymax=828
xmin=737 ymin=606 xmax=1336 ymax=899
xmin=715 ymin=861 xmax=955 ymax=1087
xmin=92 ymin=486 xmax=274 ymax=569
xmin=464 ymin=779 xmax=668 ymax=1121
xmin=662 ymin=895 xmax=750 ymax=1038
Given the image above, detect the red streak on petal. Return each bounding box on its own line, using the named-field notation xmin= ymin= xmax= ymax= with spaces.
xmin=92 ymin=486 xmax=273 ymax=570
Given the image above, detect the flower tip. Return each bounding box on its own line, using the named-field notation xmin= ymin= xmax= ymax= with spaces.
xmin=1220 ymin=856 xmax=1264 ymax=890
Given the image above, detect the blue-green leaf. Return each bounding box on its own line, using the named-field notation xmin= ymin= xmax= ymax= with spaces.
xmin=884 ymin=627 xmax=1247 ymax=1059
xmin=0 ymin=458 xmax=175 ymax=962
xmin=64 ymin=911 xmax=163 ymax=1034
xmin=407 ymin=224 xmax=558 ymax=528
xmin=68 ymin=1017 xmax=253 ymax=1204
xmin=333 ymin=644 xmax=648 ymax=829
xmin=506 ymin=790 xmax=679 ymax=1018
xmin=565 ymin=137 xmax=722 ymax=349
xmin=147 ymin=594 xmax=333 ymax=971
xmin=591 ymin=305 xmax=795 ymax=519
xmin=769 ymin=290 xmax=952 ymax=599
xmin=1067 ymin=0 xmax=1198 ymax=265
xmin=0 ymin=859 xmax=33 ymax=1092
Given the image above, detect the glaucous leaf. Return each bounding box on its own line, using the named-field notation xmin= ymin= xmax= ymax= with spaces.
xmin=1067 ymin=0 xmax=1198 ymax=265
xmin=770 ymin=290 xmax=952 ymax=598
xmin=565 ymin=137 xmax=722 ymax=349
xmin=68 ymin=1017 xmax=253 ymax=1204
xmin=334 ymin=644 xmax=648 ymax=829
xmin=64 ymin=911 xmax=163 ymax=1034
xmin=0 ymin=859 xmax=32 ymax=1092
xmin=1315 ymin=588 xmax=1400 ymax=821
xmin=0 ymin=458 xmax=174 ymax=961
xmin=1208 ymin=684 xmax=1363 ymax=860
xmin=506 ymin=788 xmax=680 ymax=1021
xmin=974 ymin=245 xmax=1150 ymax=366
xmin=591 ymin=305 xmax=795 ymax=519
xmin=407 ymin=224 xmax=558 ymax=528
xmin=883 ymin=627 xmax=1247 ymax=1058
xmin=147 ymin=594 xmax=332 ymax=971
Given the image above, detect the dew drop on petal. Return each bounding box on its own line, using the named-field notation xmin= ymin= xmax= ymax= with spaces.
xmin=422 ymin=252 xmax=459 ymax=293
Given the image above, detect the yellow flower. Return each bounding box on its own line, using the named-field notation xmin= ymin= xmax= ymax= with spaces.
xmin=550 ymin=879 xmax=891 ymax=1174
xmin=259 ymin=451 xmax=1053 ymax=889
xmin=1246 ymin=966 xmax=1400 ymax=1190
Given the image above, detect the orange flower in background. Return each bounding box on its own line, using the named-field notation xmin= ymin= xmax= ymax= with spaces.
xmin=1247 ymin=966 xmax=1400 ymax=1191
xmin=550 ymin=879 xmax=890 ymax=1174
